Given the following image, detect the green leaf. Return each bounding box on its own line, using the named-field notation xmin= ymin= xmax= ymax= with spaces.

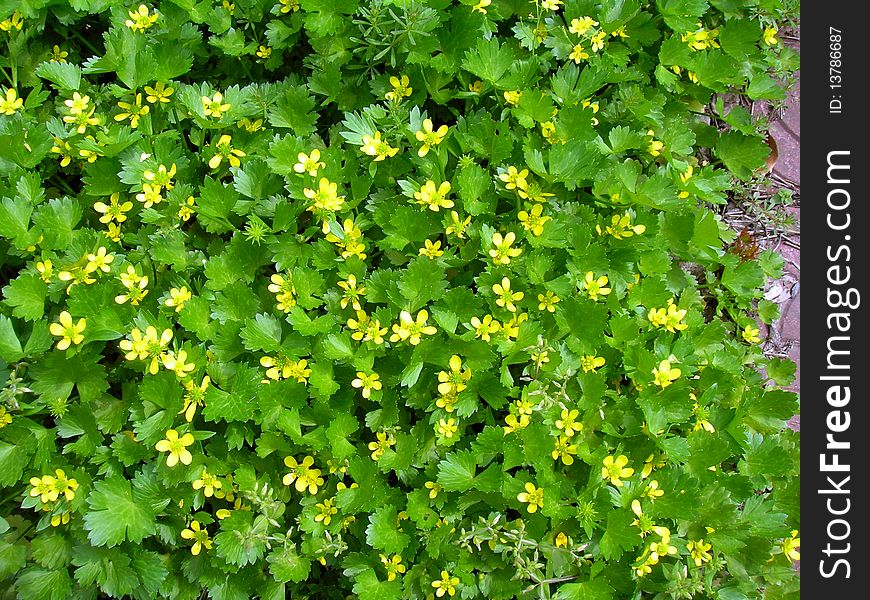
xmin=240 ymin=313 xmax=284 ymax=353
xmin=365 ymin=505 xmax=410 ymax=554
xmin=352 ymin=570 xmax=402 ymax=600
xmin=740 ymin=433 xmax=794 ymax=479
xmin=437 ymin=450 xmax=477 ymax=491
xmin=462 ymin=38 xmax=519 ymax=85
xmin=14 ymin=567 xmax=73 ymax=600
xmin=553 ymin=579 xmax=616 ymax=600
xmin=83 ymin=476 xmax=158 ymax=547
xmin=267 ymin=546 xmax=311 ymax=583
xmin=0 ymin=315 xmax=23 ymax=362
xmin=715 ymin=131 xmax=770 ymax=181
xmin=397 ymin=257 xmax=448 ymax=312
xmin=202 ymin=366 xmax=258 ymax=422
xmin=599 ymin=509 xmax=639 ymax=561
xmin=34 ymin=61 xmax=82 ymax=91
xmin=268 ymin=84 xmax=318 ymax=136
xmin=2 ymin=273 xmax=47 ymax=321
xmin=763 ymin=358 xmax=796 ymax=387
xmin=719 ymin=19 xmax=759 ymax=60
xmin=215 ymin=510 xmax=267 ymax=566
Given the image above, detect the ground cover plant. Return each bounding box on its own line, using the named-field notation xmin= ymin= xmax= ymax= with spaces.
xmin=0 ymin=0 xmax=800 ymax=598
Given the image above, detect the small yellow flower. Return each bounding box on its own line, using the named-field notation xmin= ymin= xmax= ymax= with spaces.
xmin=49 ymin=469 xmax=79 ymax=502
xmin=652 ymin=360 xmax=681 ymax=388
xmin=517 ymin=482 xmax=544 ymax=513
xmin=119 ymin=326 xmax=173 ymax=374
xmin=582 ymin=271 xmax=611 ymax=301
xmin=431 ymin=570 xmax=460 ymax=597
xmin=741 ymin=324 xmax=761 ymax=344
xmin=202 ymin=91 xmax=231 ymax=118
xmin=503 ymin=90 xmax=522 ymax=106
xmin=114 ymin=273 xmax=149 ymax=305
xmin=389 ymin=309 xmax=437 ymax=345
xmin=537 ymin=290 xmax=560 ymax=313
xmin=0 ymin=11 xmax=24 ymax=33
xmin=178 ymin=196 xmax=197 ymax=221
xmin=351 ymin=371 xmax=382 ymax=399
xmin=0 ymin=406 xmax=12 ymax=429
xmin=85 ymin=246 xmax=114 ymax=274
xmin=36 ymin=259 xmax=54 ymax=283
xmin=569 ymin=44 xmax=590 ymax=63
xmin=304 ymin=177 xmax=345 ymax=213
xmin=135 ymin=183 xmax=164 ymax=208
xmin=115 ymin=93 xmax=150 ymax=128
xmin=180 ymin=375 xmax=210 ymax=422
xmin=489 ymin=231 xmax=522 ymax=265
xmin=49 ymin=311 xmax=86 ymax=350
xmin=568 ymin=17 xmax=598 ymax=35
xmin=438 ymin=355 xmax=471 ymax=395
xmin=314 ymin=498 xmax=338 ymax=525
xmin=436 ymin=418 xmax=458 ymax=439
xmin=180 ymin=520 xmax=212 ymax=555
xmin=165 ymin=286 xmax=192 ymax=312
xmin=472 ymin=0 xmax=491 ymax=13
xmin=414 ymin=180 xmax=454 ymax=212
xmin=555 ymin=408 xmax=582 ymax=437
xmin=125 ymin=4 xmax=159 ymax=32
xmin=193 ymin=469 xmax=222 ymax=497
xmin=596 ymin=212 xmax=645 ymax=239
xmin=361 ymin=131 xmax=399 ymax=161
xmin=424 ymin=481 xmax=441 ymax=499
xmin=687 ymin=539 xmax=712 ymax=566
xmin=256 ymin=45 xmax=272 ymax=59
xmin=601 ymin=454 xmax=634 ymax=486
xmin=590 ymin=30 xmax=606 ymax=52
xmin=294 ymin=149 xmax=325 ymax=176
xmin=692 ymin=398 xmax=715 ymax=433
xmin=492 ymin=277 xmax=523 ymax=313
xmin=337 ymin=274 xmax=366 ymax=310
xmin=782 ymin=530 xmax=800 ymax=563
xmin=278 ymin=0 xmax=300 ymax=13
xmin=94 ymin=193 xmax=134 ymax=224
xmin=445 ymin=211 xmax=471 ymax=239
xmin=30 ymin=475 xmax=58 ymax=503
xmin=209 ymin=134 xmax=245 ymax=169
xmin=144 ymin=163 xmax=177 ymax=190
xmin=499 ymin=165 xmax=528 ymax=191
xmin=155 ymin=429 xmax=195 ymax=467
xmin=643 ymin=480 xmax=664 ymax=501
xmin=518 ymin=204 xmax=551 ymax=237
xmin=503 ymin=413 xmax=530 ymax=434
xmin=385 ymin=75 xmax=412 ymax=102
xmin=469 ymin=314 xmax=500 ymax=341
xmin=419 ymin=238 xmax=445 ymax=258
xmin=380 ymin=554 xmax=406 ymax=581
xmin=552 ymin=436 xmax=578 ymax=465
xmin=580 ymin=355 xmax=605 ymax=373
xmin=415 ymin=119 xmax=448 ymax=157
xmin=0 ymin=88 xmax=24 ymax=115
xmin=144 ymin=81 xmax=174 ymax=104
xmin=161 ymin=349 xmax=196 ymax=379
xmin=647 ymin=130 xmax=664 ymax=157
xmin=541 ymin=0 xmax=563 ymax=11
xmin=283 ymin=455 xmax=323 ymax=493
xmin=368 ymin=431 xmax=395 ymax=460
xmin=763 ymin=25 xmax=778 ymax=46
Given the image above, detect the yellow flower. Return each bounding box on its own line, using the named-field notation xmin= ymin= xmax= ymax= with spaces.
xmin=337 ymin=274 xmax=366 ymax=310
xmin=49 ymin=469 xmax=79 ymax=501
xmin=681 ymin=23 xmax=720 ymax=51
xmin=590 ymin=30 xmax=606 ymax=52
xmin=385 ymin=75 xmax=412 ymax=102
xmin=256 ymin=45 xmax=272 ymax=59
xmin=389 ymin=309 xmax=437 ymax=345
xmin=278 ymin=0 xmax=300 ymax=13
xmin=155 ymin=429 xmax=195 ymax=467
xmin=501 ymin=312 xmax=528 ymax=340
xmin=415 ymin=119 xmax=448 ymax=157
xmin=469 ymin=314 xmax=500 ymax=341
xmin=144 ymin=81 xmax=174 ymax=104
xmin=36 ymin=259 xmax=54 ymax=283
xmin=104 ymin=222 xmax=123 ymax=243
xmin=741 ymin=324 xmax=761 ymax=344
xmin=518 ymin=204 xmax=551 ymax=237
xmin=180 ymin=375 xmax=210 ymax=422
xmin=517 ymin=482 xmax=544 ymax=513
xmin=62 ymin=106 xmax=100 ymax=134
xmin=161 ymin=349 xmax=196 ymax=378
xmin=165 ymin=286 xmax=192 ymax=312
xmin=294 ymin=149 xmax=325 ymax=176
xmin=30 ymin=475 xmax=58 ymax=503
xmin=431 ymin=570 xmax=460 ymax=597
xmin=763 ymin=25 xmax=778 ymax=46
xmin=436 ymin=418 xmax=458 ymax=439
xmin=568 ymin=17 xmax=598 ymax=35
xmin=555 ymin=408 xmax=582 ymax=437
xmin=368 ymin=431 xmax=395 ymax=460
xmin=380 ymin=554 xmax=406 ymax=581
xmin=687 ymin=539 xmax=712 ymax=566
xmin=193 ymin=469 xmax=222 ymax=497
xmin=580 ymin=355 xmax=605 ymax=373
xmin=536 ymin=290 xmax=560 ymax=313
xmin=782 ymin=530 xmax=800 ymax=563
xmin=569 ymin=44 xmax=590 ymax=63
xmin=424 ymin=481 xmax=441 ymax=499
xmin=643 ymin=480 xmax=665 ymax=501
xmin=180 ymin=520 xmax=212 ymax=555
xmin=144 ymin=163 xmax=177 ymax=190
xmin=596 ymin=212 xmax=645 ymax=239
xmin=692 ymin=399 xmax=715 ymax=433
xmin=314 ymin=498 xmax=338 ymax=525
xmin=50 ymin=512 xmax=71 ymax=527
xmin=438 ymin=355 xmax=471 ymax=396
xmin=601 ymin=454 xmax=634 ymax=486
xmin=0 ymin=406 xmax=12 ymax=429
xmin=414 ymin=180 xmax=454 ymax=212
xmin=351 ymin=371 xmax=382 ymax=399
xmin=503 ymin=90 xmax=522 ymax=106
xmin=541 ymin=0 xmax=563 ymax=11
xmin=471 ymin=0 xmax=491 ymax=14
xmin=115 ymin=93 xmax=150 ymax=128
xmin=582 ymin=271 xmax=611 ymax=301
xmin=552 ymin=436 xmax=578 ymax=465
xmin=119 ymin=326 xmax=173 ymax=374
xmin=85 ymin=246 xmax=114 ymax=274
xmin=0 ymin=88 xmax=23 ymax=115
xmin=94 ymin=193 xmax=133 ymax=224
xmin=51 ymin=138 xmax=74 ymax=167
xmin=66 ymin=92 xmax=92 ymax=115
xmin=114 ymin=271 xmax=149 ymax=306
xmin=436 ymin=391 xmax=457 ymax=413
xmin=283 ymin=455 xmax=323 ymax=493
xmin=202 ymin=91 xmax=231 ymax=118
xmin=125 ymin=4 xmax=159 ymax=32
xmin=445 ymin=210 xmax=471 ymax=239
xmin=361 ymin=131 xmax=399 ymax=161
xmin=304 ymin=177 xmax=345 ymax=213
xmin=518 ymin=180 xmax=554 ymax=203
xmin=49 ymin=311 xmax=86 ymax=350
xmin=647 ymin=130 xmax=664 ymax=157
xmin=419 ymin=238 xmax=445 ymax=258
xmin=652 ymin=360 xmax=681 ymax=388
xmin=641 ymin=453 xmax=665 ymax=479
xmin=135 ymin=183 xmax=164 ymax=208
xmin=649 ymin=299 xmax=688 ymax=333
xmin=492 ymin=277 xmax=523 ymax=313
xmin=209 ymin=134 xmax=245 ymax=169
xmin=0 ymin=11 xmax=23 ymax=32
xmin=499 ymin=165 xmax=528 ymax=191
xmin=503 ymin=413 xmax=530 ymax=434
xmin=489 ymin=231 xmax=522 ymax=265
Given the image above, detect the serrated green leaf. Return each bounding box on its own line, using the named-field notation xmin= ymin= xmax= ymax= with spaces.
xmin=83 ymin=476 xmax=157 ymax=547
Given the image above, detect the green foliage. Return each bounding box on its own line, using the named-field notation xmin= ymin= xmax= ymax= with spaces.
xmin=0 ymin=0 xmax=798 ymax=598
